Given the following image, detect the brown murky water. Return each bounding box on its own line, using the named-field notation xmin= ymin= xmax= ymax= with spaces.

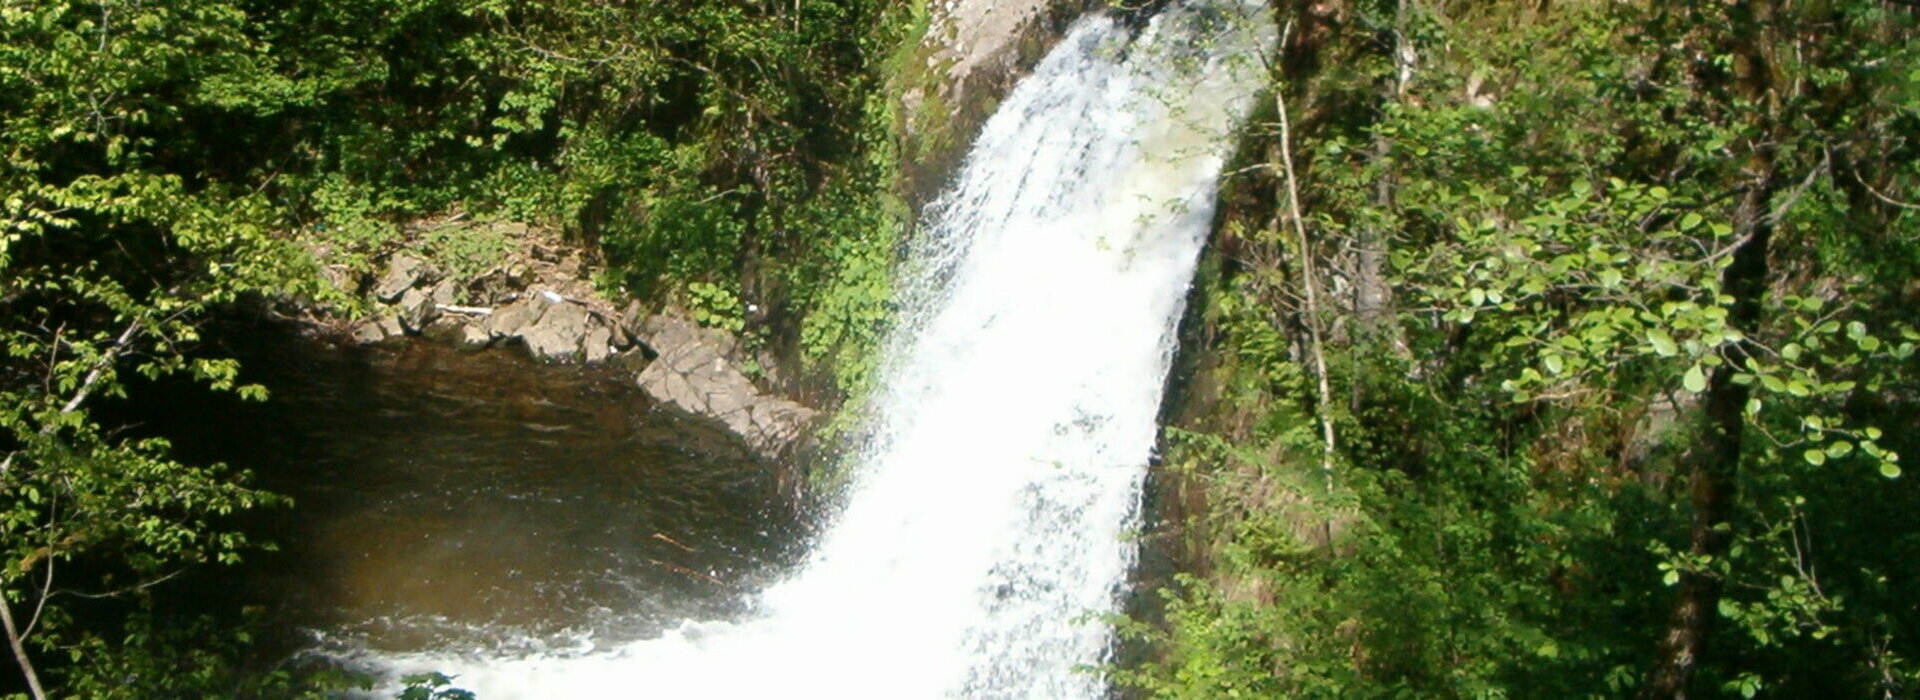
xmin=121 ymin=319 xmax=805 ymax=659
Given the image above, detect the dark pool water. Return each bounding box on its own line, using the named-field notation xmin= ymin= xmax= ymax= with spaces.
xmin=119 ymin=319 xmax=805 ymax=659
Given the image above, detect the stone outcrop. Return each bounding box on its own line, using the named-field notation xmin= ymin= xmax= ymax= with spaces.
xmin=521 ymin=298 xmax=595 ymax=361
xmin=352 ymin=250 xmax=629 ymax=365
xmin=630 ymin=315 xmax=819 ymax=460
xmin=901 ymin=0 xmax=1095 ymax=200
xmin=326 ymin=220 xmax=818 ymax=461
xmin=373 ymin=253 xmax=433 ymax=302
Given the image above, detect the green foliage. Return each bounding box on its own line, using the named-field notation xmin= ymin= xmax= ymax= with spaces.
xmin=1130 ymin=0 xmax=1920 ymax=696
xmin=686 ymin=281 xmax=748 ymax=334
xmin=418 ymin=222 xmax=513 ymax=289
xmin=0 ymin=0 xmax=918 ymax=692
xmin=44 ymin=606 xmax=361 ymax=699
xmin=397 ymin=672 xmax=476 ymax=700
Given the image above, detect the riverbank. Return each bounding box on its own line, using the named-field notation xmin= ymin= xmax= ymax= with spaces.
xmin=290 ymin=216 xmax=820 ymax=464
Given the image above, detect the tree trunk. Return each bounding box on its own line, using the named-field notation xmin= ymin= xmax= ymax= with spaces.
xmin=1646 ymin=2 xmax=1777 ymax=695
xmin=1645 ymin=165 xmax=1774 ymax=697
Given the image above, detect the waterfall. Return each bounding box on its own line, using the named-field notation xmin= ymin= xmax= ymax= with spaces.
xmin=366 ymin=2 xmax=1271 ymax=696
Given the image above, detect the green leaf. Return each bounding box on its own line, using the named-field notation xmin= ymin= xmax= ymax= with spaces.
xmin=1683 ymin=364 xmax=1707 ymax=393
xmin=1679 ymin=212 xmax=1703 ymax=231
xmin=1805 ymin=448 xmax=1827 ymax=466
xmin=1648 ymin=328 xmax=1678 ymax=357
xmin=1882 ymin=462 xmax=1902 ymax=479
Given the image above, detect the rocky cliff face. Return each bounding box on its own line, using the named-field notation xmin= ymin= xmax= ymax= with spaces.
xmin=898 ymin=0 xmax=1098 ymax=203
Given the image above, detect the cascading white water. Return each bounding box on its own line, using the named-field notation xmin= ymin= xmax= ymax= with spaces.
xmin=366 ymin=2 xmax=1270 ymax=696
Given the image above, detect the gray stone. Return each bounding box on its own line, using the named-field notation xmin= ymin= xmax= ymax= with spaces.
xmin=481 ymin=296 xmax=549 ymax=339
xmin=396 ymin=287 xmax=438 ymax=332
xmin=376 ymin=315 xmax=406 ymax=339
xmin=615 ymin=300 xmax=644 ymax=349
xmin=631 ymin=313 xmax=818 ymax=459
xmin=615 ymin=348 xmax=651 ymax=373
xmin=583 ymin=326 xmax=614 ymax=364
xmin=452 ymin=322 xmax=495 ymax=350
xmin=421 ymin=315 xmax=467 ymax=343
xmin=743 ymin=399 xmax=819 ymax=456
xmin=373 ymin=254 xmax=432 ymax=302
xmin=348 ymin=319 xmax=388 ymax=345
xmin=520 ymin=300 xmax=591 ymax=362
xmin=634 ymin=314 xmax=737 ymax=360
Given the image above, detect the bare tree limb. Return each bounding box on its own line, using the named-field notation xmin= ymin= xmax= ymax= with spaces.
xmin=0 ymin=600 xmax=46 ymax=700
xmin=0 ymin=315 xmax=144 ymax=699
xmin=1851 ymin=168 xmax=1920 ymax=211
xmin=1273 ymin=20 xmax=1340 ymax=504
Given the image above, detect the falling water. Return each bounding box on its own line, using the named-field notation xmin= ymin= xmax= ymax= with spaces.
xmin=365 ymin=1 xmax=1271 ymax=696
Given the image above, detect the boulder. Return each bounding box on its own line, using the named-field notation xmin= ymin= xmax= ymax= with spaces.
xmin=373 ymin=254 xmax=433 ymax=302
xmin=481 ymin=296 xmax=549 ymax=340
xmin=395 ymin=287 xmax=438 ymax=332
xmin=348 ymin=319 xmax=389 ymax=345
xmin=632 ymin=314 xmax=738 ymax=361
xmin=422 ymin=315 xmax=471 ymax=344
xmin=453 ymin=322 xmax=494 ymax=350
xmin=632 ymin=314 xmax=819 ymax=460
xmin=376 ymin=315 xmax=406 ymax=339
xmin=741 ymin=399 xmax=819 ymax=457
xmin=583 ymin=326 xmax=614 ymax=364
xmin=520 ymin=300 xmax=592 ymax=362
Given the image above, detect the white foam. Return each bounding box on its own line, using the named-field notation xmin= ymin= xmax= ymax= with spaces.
xmin=355 ymin=3 xmax=1271 ymax=696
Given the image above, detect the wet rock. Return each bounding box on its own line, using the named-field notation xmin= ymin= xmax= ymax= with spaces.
xmin=632 ymin=314 xmax=818 ymax=459
xmin=421 ymin=316 xmax=468 ymax=344
xmin=452 ymin=322 xmax=495 ymax=350
xmin=482 ymin=296 xmax=549 ymax=340
xmin=522 ymin=300 xmax=592 ymax=362
xmin=743 ymin=399 xmax=819 ymax=456
xmin=349 ymin=319 xmax=389 ymax=345
xmin=349 ymin=315 xmax=407 ymax=345
xmin=423 ymin=312 xmax=494 ymax=350
xmin=374 ymin=254 xmax=432 ymax=302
